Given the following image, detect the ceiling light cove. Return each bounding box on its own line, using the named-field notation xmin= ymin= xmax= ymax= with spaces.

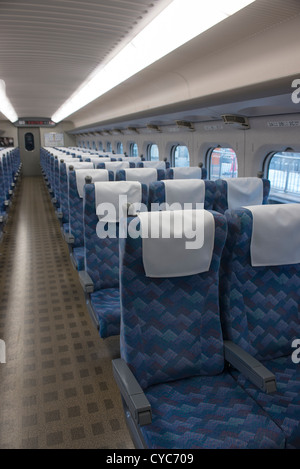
xmin=51 ymin=0 xmax=256 ymax=123
xmin=0 ymin=80 xmax=18 ymax=123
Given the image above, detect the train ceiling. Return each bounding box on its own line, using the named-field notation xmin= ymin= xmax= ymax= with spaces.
xmin=0 ymin=0 xmax=300 ymax=129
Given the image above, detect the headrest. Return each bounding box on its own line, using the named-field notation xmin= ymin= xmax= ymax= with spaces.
xmin=118 ymin=156 xmax=141 ymax=162
xmin=95 ymin=181 xmax=142 ymax=222
xmin=162 ymin=179 xmax=205 ymax=210
xmin=225 ymin=177 xmax=263 ymax=209
xmin=123 ymin=168 xmax=157 ymax=185
xmin=100 ymin=161 xmax=130 ymax=173
xmin=172 ymin=167 xmax=202 ymax=179
xmin=75 ymin=169 xmax=109 ymax=198
xmin=137 ymin=210 xmax=215 ymax=278
xmin=60 ymin=157 xmax=80 ymax=165
xmin=66 ymin=162 xmax=93 ymax=171
xmin=142 ymin=161 xmax=166 ymax=170
xmin=82 ymin=156 xmax=111 ymax=163
xmin=245 ymin=204 xmax=300 ymax=267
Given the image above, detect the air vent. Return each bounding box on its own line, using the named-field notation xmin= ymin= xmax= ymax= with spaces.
xmin=147 ymin=124 xmax=162 ymax=132
xmin=221 ymin=115 xmax=250 ymax=129
xmin=127 ymin=127 xmax=139 ymax=134
xmin=175 ymin=120 xmax=195 ymax=131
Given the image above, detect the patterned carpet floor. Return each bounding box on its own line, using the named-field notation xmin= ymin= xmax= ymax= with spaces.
xmin=0 ymin=176 xmax=134 ymax=449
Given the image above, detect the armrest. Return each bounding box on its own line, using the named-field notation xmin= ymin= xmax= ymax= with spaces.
xmin=112 ymin=358 xmax=152 ymax=426
xmin=64 ymin=232 xmax=74 ymax=244
xmin=224 ymin=340 xmax=277 ymax=394
xmin=78 ymin=270 xmax=94 ymax=293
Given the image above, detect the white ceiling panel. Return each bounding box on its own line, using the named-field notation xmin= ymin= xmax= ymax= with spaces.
xmin=0 ymin=0 xmax=171 ymax=118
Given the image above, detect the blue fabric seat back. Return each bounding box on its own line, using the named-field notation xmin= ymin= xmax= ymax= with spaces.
xmin=148 ymin=180 xmax=216 ymax=211
xmin=68 ymin=169 xmax=113 ymax=248
xmin=214 ymin=178 xmax=270 ymax=213
xmin=119 ymin=210 xmax=227 ymax=390
xmin=84 ymin=182 xmax=148 ymax=291
xmin=2 ymin=155 xmax=11 ymax=199
xmin=49 ymin=155 xmax=55 ymax=190
xmin=59 ymin=162 xmax=69 ymax=224
xmin=0 ymin=158 xmax=6 ymax=211
xmin=220 ymin=207 xmax=300 ymax=362
xmin=54 ymin=157 xmax=60 ymax=202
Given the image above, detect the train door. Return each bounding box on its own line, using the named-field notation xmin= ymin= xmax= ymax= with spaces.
xmin=18 ymin=127 xmax=41 ymax=176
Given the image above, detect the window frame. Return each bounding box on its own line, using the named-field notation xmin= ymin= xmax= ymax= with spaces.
xmin=170 ymin=144 xmax=190 ymax=167
xmin=129 ymin=142 xmax=139 ymax=157
xmin=147 ymin=143 xmax=159 ymax=161
xmin=264 ymin=150 xmax=300 ymax=203
xmin=207 ymin=146 xmax=238 ymax=181
xmin=116 ymin=141 xmax=124 ymax=154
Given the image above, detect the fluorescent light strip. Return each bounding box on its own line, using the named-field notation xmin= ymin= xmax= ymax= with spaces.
xmin=0 ymin=80 xmax=18 ymax=123
xmin=52 ymin=0 xmax=256 ymax=123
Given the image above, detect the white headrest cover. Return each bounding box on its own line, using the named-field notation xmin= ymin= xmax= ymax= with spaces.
xmin=82 ymin=156 xmax=111 ymax=163
xmin=138 ymin=210 xmax=215 ymax=278
xmin=118 ymin=156 xmax=141 ymax=162
xmin=142 ymin=161 xmax=165 ymax=170
xmin=226 ymin=177 xmax=263 ymax=210
xmin=123 ymin=168 xmax=157 ymax=185
xmin=101 ymin=161 xmax=130 ymax=173
xmin=66 ymin=162 xmax=93 ymax=171
xmin=172 ymin=167 xmax=202 ymax=179
xmin=246 ymin=204 xmax=300 ymax=267
xmin=163 ymin=179 xmax=205 ymax=210
xmin=75 ymin=169 xmax=109 ymax=198
xmin=95 ymin=181 xmax=142 ymax=222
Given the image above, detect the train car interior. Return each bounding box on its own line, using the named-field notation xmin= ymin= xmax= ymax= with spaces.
xmin=1 ymin=0 xmax=300 ymax=450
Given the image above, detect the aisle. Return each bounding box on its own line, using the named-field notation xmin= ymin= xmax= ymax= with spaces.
xmin=0 ymin=176 xmax=133 ymax=449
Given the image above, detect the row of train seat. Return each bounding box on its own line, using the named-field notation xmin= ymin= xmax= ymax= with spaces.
xmin=0 ymin=148 xmax=22 ymax=241
xmin=113 ymin=203 xmax=300 ymax=449
xmin=40 ymin=147 xmax=270 ymax=339
xmin=42 ymin=147 xmax=300 ymax=449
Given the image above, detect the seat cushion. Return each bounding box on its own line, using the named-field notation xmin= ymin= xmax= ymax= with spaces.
xmin=90 ymin=288 xmax=120 ymax=338
xmin=72 ymin=246 xmax=85 ymax=271
xmin=140 ymin=373 xmax=285 ymax=449
xmin=231 ymin=356 xmax=300 ymax=449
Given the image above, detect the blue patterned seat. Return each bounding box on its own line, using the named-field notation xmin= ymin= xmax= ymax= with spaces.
xmin=148 ymin=180 xmax=215 ymax=211
xmin=83 ymin=181 xmax=148 ymax=338
xmin=68 ymin=168 xmax=113 ymax=271
xmin=220 ymin=205 xmax=300 ymax=448
xmin=165 ymin=166 xmax=207 ymax=180
xmin=115 ymin=210 xmax=285 ymax=449
xmin=58 ymin=162 xmax=70 ymax=234
xmin=213 ymin=177 xmax=270 ymax=213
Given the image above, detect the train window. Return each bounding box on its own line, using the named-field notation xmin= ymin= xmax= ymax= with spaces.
xmin=24 ymin=132 xmax=35 ymax=151
xmin=147 ymin=143 xmax=159 ymax=161
xmin=107 ymin=141 xmax=112 ymax=152
xmin=171 ymin=145 xmax=189 ymax=167
xmin=130 ymin=143 xmax=139 ymax=157
xmin=98 ymin=141 xmax=103 ymax=151
xmin=267 ymin=151 xmax=300 ymax=200
xmin=117 ymin=142 xmax=123 ymax=154
xmin=209 ymin=147 xmax=238 ymax=180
